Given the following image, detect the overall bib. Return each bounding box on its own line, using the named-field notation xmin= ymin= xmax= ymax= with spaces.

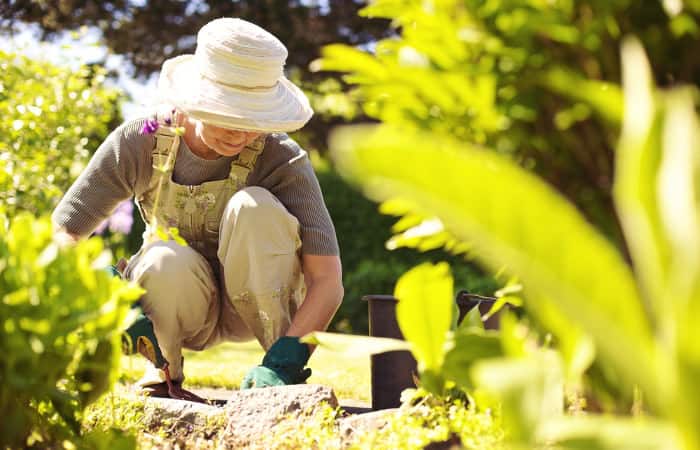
xmin=125 ymin=126 xmax=305 ymax=384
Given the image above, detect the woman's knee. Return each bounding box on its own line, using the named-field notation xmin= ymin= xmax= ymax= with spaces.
xmin=129 ymin=241 xmax=215 ymax=313
xmin=132 ymin=241 xmax=204 ymax=280
xmin=224 ymin=187 xmax=285 ymax=225
xmin=219 ymin=187 xmax=300 ymax=257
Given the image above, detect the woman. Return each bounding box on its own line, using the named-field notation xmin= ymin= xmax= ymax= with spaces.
xmin=52 ymin=17 xmax=343 ymax=397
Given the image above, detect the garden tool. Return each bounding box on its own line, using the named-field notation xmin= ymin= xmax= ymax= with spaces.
xmin=121 ymin=306 xmax=207 ymax=403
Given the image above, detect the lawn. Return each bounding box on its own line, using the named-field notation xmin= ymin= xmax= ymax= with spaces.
xmin=119 ymin=340 xmax=372 ymax=403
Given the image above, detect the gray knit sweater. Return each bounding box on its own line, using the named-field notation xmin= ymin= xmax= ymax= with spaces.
xmin=52 ymin=118 xmax=339 ymax=256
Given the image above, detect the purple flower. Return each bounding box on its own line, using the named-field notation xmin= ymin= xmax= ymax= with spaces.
xmin=140 ymin=118 xmax=160 ymax=135
xmin=93 ymin=200 xmax=134 ymax=236
xmin=108 ymin=200 xmax=134 ymax=234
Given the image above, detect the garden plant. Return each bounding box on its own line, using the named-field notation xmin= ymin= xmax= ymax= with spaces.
xmin=306 ymin=0 xmax=700 ymax=449
xmin=3 ymin=0 xmax=700 ymax=448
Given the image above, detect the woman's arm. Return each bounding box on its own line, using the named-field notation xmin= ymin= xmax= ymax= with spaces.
xmin=51 ymin=119 xmax=151 ymax=239
xmin=286 ymin=253 xmax=344 ymax=338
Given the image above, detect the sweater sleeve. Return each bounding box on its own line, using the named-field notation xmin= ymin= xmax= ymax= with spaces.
xmin=252 ymin=134 xmax=340 ymax=256
xmin=51 ymin=118 xmax=153 ymax=237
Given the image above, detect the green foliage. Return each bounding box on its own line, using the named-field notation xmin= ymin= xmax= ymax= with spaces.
xmin=0 ymin=50 xmax=121 ymax=216
xmin=0 ymin=214 xmax=143 ymax=448
xmin=395 ymin=263 xmax=454 ymax=383
xmin=331 ymin=122 xmax=655 ymax=400
xmin=350 ymin=395 xmax=504 ymax=449
xmin=317 ymin=0 xmax=700 ymax=245
xmin=328 ymin=35 xmax=700 ymax=449
xmin=315 ymin=161 xmax=499 ymax=333
xmin=302 ymin=331 xmax=410 ymax=356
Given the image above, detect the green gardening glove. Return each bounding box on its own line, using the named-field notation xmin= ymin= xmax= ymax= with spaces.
xmin=241 ymin=337 xmax=312 ymax=389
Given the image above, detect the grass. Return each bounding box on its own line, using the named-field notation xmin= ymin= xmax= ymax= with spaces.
xmin=84 ymin=385 xmax=503 ymax=450
xmin=96 ymin=339 xmax=503 ymax=449
xmin=119 ymin=340 xmax=371 ymax=403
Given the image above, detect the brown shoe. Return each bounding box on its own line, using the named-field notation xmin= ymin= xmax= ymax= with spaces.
xmin=140 ymin=380 xmax=209 ymax=404
xmin=140 ymin=381 xmax=174 ymax=398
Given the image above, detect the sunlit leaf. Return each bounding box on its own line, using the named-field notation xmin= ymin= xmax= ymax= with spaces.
xmin=544 ymin=67 xmax=623 ymax=126
xmin=657 ymin=89 xmax=700 ymax=308
xmin=330 ymin=124 xmax=661 ymax=408
xmin=301 ymin=331 xmax=410 ymax=357
xmin=460 ymin=305 xmax=484 ymax=331
xmin=442 ymin=328 xmax=502 ymax=388
xmin=614 ymin=37 xmax=670 ymax=334
xmin=483 ymin=295 xmax=522 ymax=321
xmin=394 ymin=262 xmax=454 ymax=373
xmin=538 ymin=415 xmax=681 ymax=450
xmin=472 ymin=351 xmax=564 ymax=445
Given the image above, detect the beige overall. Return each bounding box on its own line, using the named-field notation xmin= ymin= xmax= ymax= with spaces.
xmin=124 ymin=126 xmax=305 ymax=385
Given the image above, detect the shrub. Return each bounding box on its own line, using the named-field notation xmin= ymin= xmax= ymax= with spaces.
xmin=316 ymin=162 xmax=498 ymax=333
xmin=326 ymin=39 xmax=700 ymax=450
xmin=316 ymin=0 xmax=700 ymax=246
xmin=0 ymin=214 xmax=142 ymax=448
xmin=0 ymin=50 xmax=121 ymax=217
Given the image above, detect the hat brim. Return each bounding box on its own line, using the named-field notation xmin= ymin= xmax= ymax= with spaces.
xmin=157 ymin=55 xmax=313 ymax=133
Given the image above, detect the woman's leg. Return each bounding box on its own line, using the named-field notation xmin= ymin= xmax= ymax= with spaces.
xmin=125 ymin=240 xmax=219 ymax=385
xmin=217 ymin=187 xmax=305 ymax=350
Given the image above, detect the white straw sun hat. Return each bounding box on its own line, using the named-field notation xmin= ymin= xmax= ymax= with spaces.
xmin=157 ymin=18 xmax=313 ymax=133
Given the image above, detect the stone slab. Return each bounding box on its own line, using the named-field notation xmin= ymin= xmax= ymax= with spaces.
xmin=219 ymin=384 xmax=338 ymax=448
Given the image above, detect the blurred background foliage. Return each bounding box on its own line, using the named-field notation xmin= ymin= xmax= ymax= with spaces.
xmin=312 ymin=0 xmax=700 ymax=412
xmin=316 ymin=0 xmax=700 ymax=248
xmin=0 ymin=0 xmax=392 ymax=153
xmin=323 ymin=36 xmax=700 ymax=449
xmin=0 ymin=50 xmax=121 ymax=217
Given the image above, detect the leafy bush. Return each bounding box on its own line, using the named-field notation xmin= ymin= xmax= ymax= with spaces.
xmin=323 ymin=38 xmax=700 ymax=450
xmin=264 ymin=395 xmax=503 ymax=450
xmin=0 ymin=50 xmax=121 ymax=217
xmin=315 ymin=161 xmax=498 ymax=333
xmin=316 ymin=0 xmax=700 ymax=245
xmin=0 ymin=214 xmax=142 ymax=448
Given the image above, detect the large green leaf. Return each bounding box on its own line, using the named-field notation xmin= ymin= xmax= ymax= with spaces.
xmin=614 ymin=38 xmax=672 ymax=338
xmin=330 ymin=124 xmax=663 ymax=409
xmin=301 ymin=331 xmax=410 ymax=357
xmin=394 ymin=262 xmax=454 ymax=374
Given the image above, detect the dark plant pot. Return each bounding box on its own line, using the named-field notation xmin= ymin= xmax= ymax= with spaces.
xmin=362 ymin=291 xmax=499 ymax=410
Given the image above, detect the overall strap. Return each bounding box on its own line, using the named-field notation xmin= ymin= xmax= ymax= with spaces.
xmin=139 ymin=125 xmax=181 ymax=236
xmin=152 ymin=126 xmax=180 ymax=173
xmin=229 ymin=135 xmax=265 ymax=188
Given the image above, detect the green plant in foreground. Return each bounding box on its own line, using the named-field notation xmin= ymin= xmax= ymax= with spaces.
xmin=316 ymin=38 xmax=698 ymax=450
xmin=263 ymin=394 xmax=503 ymax=450
xmin=0 ymin=214 xmax=143 ymax=448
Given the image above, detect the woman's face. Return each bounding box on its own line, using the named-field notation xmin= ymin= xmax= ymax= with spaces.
xmin=193 ymin=120 xmax=263 ymax=158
